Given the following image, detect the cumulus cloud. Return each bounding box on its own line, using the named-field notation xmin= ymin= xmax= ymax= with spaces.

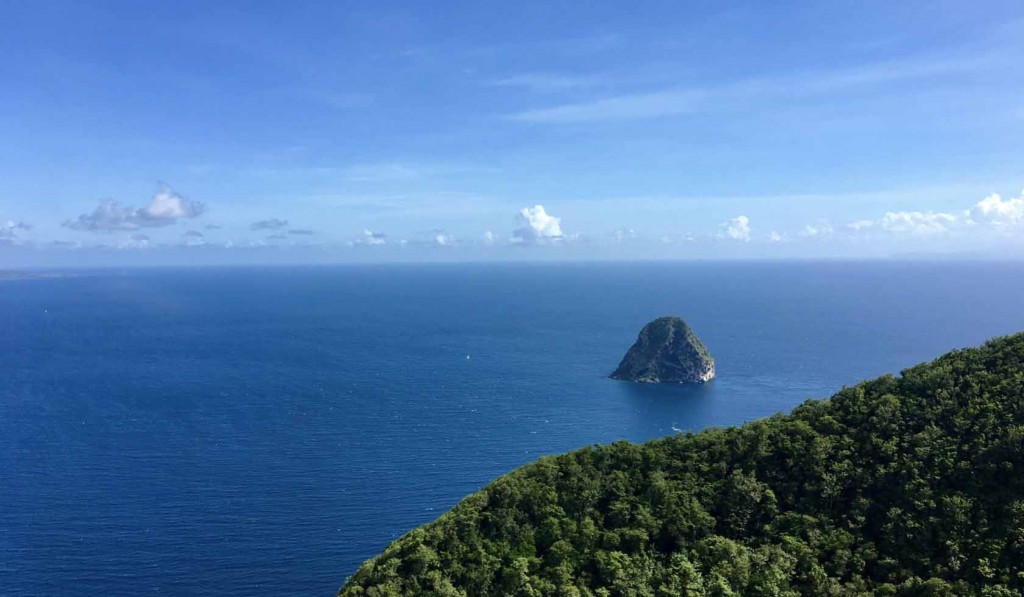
xmin=352 ymin=229 xmax=387 ymax=246
xmin=838 ymin=190 xmax=1024 ymax=239
xmin=512 ymin=205 xmax=563 ymax=244
xmin=148 ymin=188 xmax=201 ymax=220
xmin=433 ymin=233 xmax=454 ymax=247
xmin=118 ymin=233 xmax=151 ymax=249
xmin=800 ymin=219 xmax=834 ymax=238
xmin=880 ymin=211 xmax=957 ymax=235
xmin=65 ymin=200 xmax=137 ymax=232
xmin=846 ymin=211 xmax=957 ymax=236
xmin=967 ymin=191 xmax=1024 ymax=232
xmin=250 ymin=218 xmax=288 ymax=231
xmin=612 ymin=228 xmax=638 ymax=243
xmin=288 ymin=228 xmax=314 ymax=235
xmin=718 ymin=215 xmax=751 ymax=241
xmin=482 ymin=230 xmax=497 ymax=245
xmin=0 ymin=220 xmax=31 ymax=245
xmin=768 ymin=231 xmax=788 ymax=243
xmin=182 ymin=230 xmax=205 ymax=247
xmin=64 ymin=186 xmax=204 ymax=232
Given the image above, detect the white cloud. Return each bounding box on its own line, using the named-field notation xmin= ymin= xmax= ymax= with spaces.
xmin=147 ymin=187 xmax=200 ymax=219
xmin=847 ymin=219 xmax=875 ymax=232
xmin=490 ymin=73 xmax=598 ymax=92
xmin=65 ymin=200 xmax=138 ymax=232
xmin=512 ymin=89 xmax=704 ymax=123
xmin=0 ymin=220 xmax=31 ymax=245
xmin=352 ymin=229 xmax=387 ymax=246
xmin=768 ymin=231 xmax=788 ymax=243
xmin=845 ymin=211 xmax=957 ymax=236
xmin=507 ymin=54 xmax=984 ymax=124
xmin=250 ymin=218 xmax=288 ymax=231
xmin=482 ymin=230 xmax=497 ymax=245
xmin=800 ymin=219 xmax=835 ymax=238
xmin=512 ymin=205 xmax=563 ymax=244
xmin=118 ymin=233 xmax=151 ymax=249
xmin=718 ymin=215 xmax=751 ymax=242
xmin=879 ymin=211 xmax=957 ymax=235
xmin=967 ymin=191 xmax=1024 ymax=232
xmin=433 ymin=233 xmax=454 ymax=247
xmin=838 ymin=190 xmax=1024 ymax=239
xmin=612 ymin=228 xmax=638 ymax=243
xmin=182 ymin=230 xmax=206 ymax=247
xmin=64 ymin=185 xmax=204 ymax=232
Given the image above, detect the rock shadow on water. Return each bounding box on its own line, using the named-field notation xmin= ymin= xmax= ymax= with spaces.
xmin=609 ymin=377 xmax=721 ymax=437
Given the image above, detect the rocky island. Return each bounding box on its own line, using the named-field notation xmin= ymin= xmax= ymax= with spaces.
xmin=610 ymin=316 xmax=715 ymax=383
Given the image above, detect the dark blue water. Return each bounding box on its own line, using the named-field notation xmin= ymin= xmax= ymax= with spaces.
xmin=2 ymin=261 xmax=1023 ymax=596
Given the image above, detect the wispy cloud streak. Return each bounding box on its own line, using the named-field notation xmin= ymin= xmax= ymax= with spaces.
xmin=509 ymin=55 xmax=993 ymax=123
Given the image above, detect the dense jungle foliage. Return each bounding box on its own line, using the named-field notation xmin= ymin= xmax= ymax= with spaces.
xmin=340 ymin=334 xmax=1024 ymax=596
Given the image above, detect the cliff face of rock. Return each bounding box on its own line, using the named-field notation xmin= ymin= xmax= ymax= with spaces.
xmin=611 ymin=316 xmax=715 ymax=383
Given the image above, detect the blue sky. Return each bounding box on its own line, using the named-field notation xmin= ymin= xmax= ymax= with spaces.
xmin=2 ymin=0 xmax=1024 ymax=265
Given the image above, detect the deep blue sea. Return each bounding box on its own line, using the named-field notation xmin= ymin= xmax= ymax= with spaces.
xmin=2 ymin=261 xmax=1023 ymax=596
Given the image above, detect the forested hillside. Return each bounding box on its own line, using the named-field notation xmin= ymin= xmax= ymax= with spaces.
xmin=340 ymin=334 xmax=1024 ymax=596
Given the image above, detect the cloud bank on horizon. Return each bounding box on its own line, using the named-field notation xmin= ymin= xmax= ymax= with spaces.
xmin=5 ymin=186 xmax=1023 ymax=262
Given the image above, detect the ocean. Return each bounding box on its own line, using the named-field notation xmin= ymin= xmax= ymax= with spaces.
xmin=2 ymin=261 xmax=1023 ymax=596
